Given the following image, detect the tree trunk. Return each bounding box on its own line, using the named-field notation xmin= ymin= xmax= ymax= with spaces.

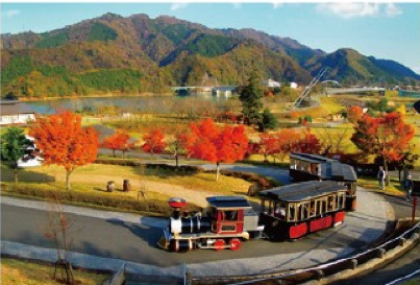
xmin=112 ymin=149 xmax=116 ymax=157
xmin=13 ymin=168 xmax=19 ymax=184
xmin=216 ymin=162 xmax=220 ymax=181
xmin=384 ymin=158 xmax=390 ymax=186
xmin=174 ymin=148 xmax=179 ymax=168
xmin=65 ymin=171 xmax=72 ymax=190
xmin=122 ymin=150 xmax=125 ymax=159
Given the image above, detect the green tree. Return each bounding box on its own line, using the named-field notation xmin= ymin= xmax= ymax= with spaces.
xmin=0 ymin=127 xmax=34 ymax=183
xmin=239 ymin=70 xmax=263 ymax=125
xmin=258 ymin=108 xmax=279 ymax=132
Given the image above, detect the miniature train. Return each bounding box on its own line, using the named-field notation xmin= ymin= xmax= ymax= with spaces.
xmin=289 ymin=152 xmax=358 ymax=211
xmin=158 ymin=180 xmax=349 ymax=252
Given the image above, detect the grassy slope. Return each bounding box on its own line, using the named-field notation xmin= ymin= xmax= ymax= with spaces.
xmin=1 ymin=258 xmax=109 ymax=285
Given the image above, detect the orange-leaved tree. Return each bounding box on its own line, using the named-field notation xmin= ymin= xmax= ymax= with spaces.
xmin=142 ymin=129 xmax=167 ymax=158
xmin=185 ymin=118 xmax=248 ymax=181
xmin=29 ymin=112 xmax=98 ymax=190
xmin=259 ymin=133 xmax=279 ymax=163
xmin=346 ymin=106 xmax=364 ymax=123
xmin=102 ymin=130 xmax=132 ymax=158
xmin=351 ymin=112 xmax=415 ymax=185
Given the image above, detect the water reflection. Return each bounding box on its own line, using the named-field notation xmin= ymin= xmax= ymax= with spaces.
xmin=23 ymin=94 xmax=233 ymax=115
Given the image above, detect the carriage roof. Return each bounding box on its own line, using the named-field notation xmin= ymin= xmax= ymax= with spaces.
xmin=290 ymin=152 xmax=357 ymax=182
xmin=206 ymin=196 xmax=252 ymax=209
xmin=259 ymin=181 xmax=347 ymax=202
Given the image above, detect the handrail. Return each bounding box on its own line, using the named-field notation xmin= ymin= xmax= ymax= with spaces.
xmin=192 ymin=219 xmax=420 ymax=285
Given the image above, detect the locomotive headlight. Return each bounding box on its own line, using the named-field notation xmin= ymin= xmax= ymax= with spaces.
xmin=170 ymin=217 xmax=182 ymax=234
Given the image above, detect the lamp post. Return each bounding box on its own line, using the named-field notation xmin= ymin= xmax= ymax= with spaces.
xmin=412 ymin=100 xmax=420 ymax=221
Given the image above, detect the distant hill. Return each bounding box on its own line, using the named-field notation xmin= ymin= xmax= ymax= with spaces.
xmin=1 ymin=13 xmax=419 ymax=98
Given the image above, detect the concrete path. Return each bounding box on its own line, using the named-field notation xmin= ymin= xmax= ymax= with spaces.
xmin=1 ymin=188 xmax=393 ymax=278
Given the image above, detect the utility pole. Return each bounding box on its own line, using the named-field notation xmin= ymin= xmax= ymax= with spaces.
xmin=412 ymin=100 xmax=420 ymax=221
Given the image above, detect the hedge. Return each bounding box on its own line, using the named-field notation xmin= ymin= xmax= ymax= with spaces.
xmin=1 ymin=183 xmax=201 ymax=217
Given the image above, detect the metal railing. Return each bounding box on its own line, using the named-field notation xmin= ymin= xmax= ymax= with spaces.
xmin=189 ymin=219 xmax=420 ymax=285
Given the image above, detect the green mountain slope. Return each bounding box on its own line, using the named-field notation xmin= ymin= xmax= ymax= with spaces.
xmin=1 ymin=13 xmax=418 ymax=98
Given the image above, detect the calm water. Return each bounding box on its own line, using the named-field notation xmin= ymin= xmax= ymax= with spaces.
xmin=23 ymin=94 xmax=231 ymax=114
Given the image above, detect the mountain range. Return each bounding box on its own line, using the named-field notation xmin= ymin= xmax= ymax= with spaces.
xmin=1 ymin=13 xmax=419 ymax=98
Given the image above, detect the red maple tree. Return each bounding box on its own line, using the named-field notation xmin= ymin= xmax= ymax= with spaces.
xmin=102 ymin=130 xmax=132 ymax=158
xmin=351 ymin=112 xmax=415 ymax=183
xmin=185 ymin=118 xmax=248 ymax=180
xmin=347 ymin=106 xmax=364 ymax=123
xmin=259 ymin=133 xmax=279 ymax=162
xmin=29 ymin=112 xmax=98 ymax=190
xmin=142 ymin=129 xmax=167 ymax=158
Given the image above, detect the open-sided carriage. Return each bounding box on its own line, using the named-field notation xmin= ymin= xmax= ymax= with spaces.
xmin=289 ymin=152 xmax=357 ymax=211
xmin=259 ymin=181 xmax=347 ymax=241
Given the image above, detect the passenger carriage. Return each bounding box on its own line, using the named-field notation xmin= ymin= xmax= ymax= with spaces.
xmin=259 ymin=181 xmax=347 ymax=241
xmin=289 ymin=152 xmax=357 ymax=211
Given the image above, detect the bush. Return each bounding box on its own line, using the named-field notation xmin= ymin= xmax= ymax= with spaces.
xmin=94 ymin=159 xmax=204 ymax=173
xmin=1 ymin=183 xmax=201 ymax=217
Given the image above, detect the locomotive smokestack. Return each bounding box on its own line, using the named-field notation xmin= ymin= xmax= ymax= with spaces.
xmin=168 ymin=197 xmax=187 ymax=219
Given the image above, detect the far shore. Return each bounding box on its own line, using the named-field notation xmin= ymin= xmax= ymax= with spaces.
xmin=17 ymin=92 xmax=175 ymax=102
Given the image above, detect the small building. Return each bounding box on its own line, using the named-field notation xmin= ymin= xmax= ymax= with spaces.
xmin=212 ymin=86 xmax=235 ymax=97
xmin=290 ymin=82 xmax=298 ymax=89
xmin=263 ymin=79 xmax=281 ymax=88
xmin=0 ymin=100 xmax=35 ymax=125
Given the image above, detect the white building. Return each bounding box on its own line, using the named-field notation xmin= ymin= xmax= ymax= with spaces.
xmin=0 ymin=101 xmax=35 ymax=125
xmin=290 ymin=82 xmax=298 ymax=89
xmin=263 ymin=79 xmax=281 ymax=88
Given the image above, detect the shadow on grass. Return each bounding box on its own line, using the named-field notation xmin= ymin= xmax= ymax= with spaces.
xmin=1 ymin=166 xmax=55 ymax=184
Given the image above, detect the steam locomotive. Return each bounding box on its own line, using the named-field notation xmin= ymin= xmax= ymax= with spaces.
xmin=157 ymin=180 xmax=349 ymax=252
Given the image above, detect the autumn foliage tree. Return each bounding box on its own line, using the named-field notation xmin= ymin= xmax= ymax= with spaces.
xmin=141 ymin=129 xmax=167 ymax=158
xmin=102 ymin=130 xmax=132 ymax=158
xmin=351 ymin=112 xmax=415 ymax=184
xmin=346 ymin=106 xmax=364 ymax=123
xmin=29 ymin=112 xmax=98 ymax=190
xmin=185 ymin=118 xmax=249 ymax=180
xmin=258 ymin=133 xmax=279 ymax=162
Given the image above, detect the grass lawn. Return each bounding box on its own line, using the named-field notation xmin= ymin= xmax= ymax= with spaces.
xmin=1 ymin=163 xmax=252 ymax=195
xmin=357 ymin=176 xmax=407 ymax=196
xmin=1 ymin=163 xmax=255 ymax=211
xmin=1 ymin=258 xmax=109 ymax=285
xmin=400 ymin=277 xmax=420 ymax=285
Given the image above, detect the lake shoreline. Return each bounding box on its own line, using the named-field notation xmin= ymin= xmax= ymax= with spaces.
xmin=18 ymin=92 xmax=174 ymax=102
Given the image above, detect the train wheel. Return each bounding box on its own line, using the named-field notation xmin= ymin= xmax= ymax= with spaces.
xmin=213 ymin=239 xmax=226 ymax=251
xmin=229 ymin=238 xmax=241 ymax=251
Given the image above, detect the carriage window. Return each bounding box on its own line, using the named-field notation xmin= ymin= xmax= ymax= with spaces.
xmin=299 ymin=202 xmax=310 ymax=220
xmin=309 ymin=201 xmax=316 ymax=217
xmin=274 ymin=202 xmax=287 ymax=220
xmin=321 ymin=199 xmax=327 ymax=213
xmin=327 ymin=195 xmax=336 ymax=211
xmin=224 ymin=210 xmax=238 ymax=221
xmin=288 ymin=204 xmax=297 ymax=222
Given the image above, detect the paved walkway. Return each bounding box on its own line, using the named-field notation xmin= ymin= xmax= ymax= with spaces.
xmin=1 ymin=188 xmax=393 ymax=278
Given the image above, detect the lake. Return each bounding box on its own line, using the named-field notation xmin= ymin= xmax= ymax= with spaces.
xmin=22 ymin=93 xmax=234 ymax=115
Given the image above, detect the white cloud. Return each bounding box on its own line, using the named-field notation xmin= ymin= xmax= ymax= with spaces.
xmin=170 ymin=3 xmax=188 ymax=11
xmin=272 ymin=2 xmax=284 ymax=10
xmin=316 ymin=3 xmax=402 ymax=19
xmin=3 ymin=9 xmax=21 ymax=18
xmin=385 ymin=3 xmax=402 ymax=17
xmin=232 ymin=3 xmax=241 ymax=10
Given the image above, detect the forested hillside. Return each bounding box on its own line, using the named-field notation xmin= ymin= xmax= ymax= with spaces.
xmin=1 ymin=13 xmax=419 ymax=98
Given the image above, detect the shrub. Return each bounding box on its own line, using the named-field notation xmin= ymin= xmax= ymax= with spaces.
xmin=1 ymin=183 xmax=200 ymax=217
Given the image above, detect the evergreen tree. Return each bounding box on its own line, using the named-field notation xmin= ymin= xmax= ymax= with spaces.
xmin=258 ymin=108 xmax=279 ymax=132
xmin=0 ymin=127 xmax=34 ymax=183
xmin=239 ymin=70 xmax=263 ymax=125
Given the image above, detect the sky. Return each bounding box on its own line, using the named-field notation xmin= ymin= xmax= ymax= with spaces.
xmin=1 ymin=1 xmax=419 ymax=74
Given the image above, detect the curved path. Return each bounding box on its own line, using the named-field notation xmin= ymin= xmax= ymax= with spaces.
xmin=1 ymin=188 xmax=393 ymax=278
